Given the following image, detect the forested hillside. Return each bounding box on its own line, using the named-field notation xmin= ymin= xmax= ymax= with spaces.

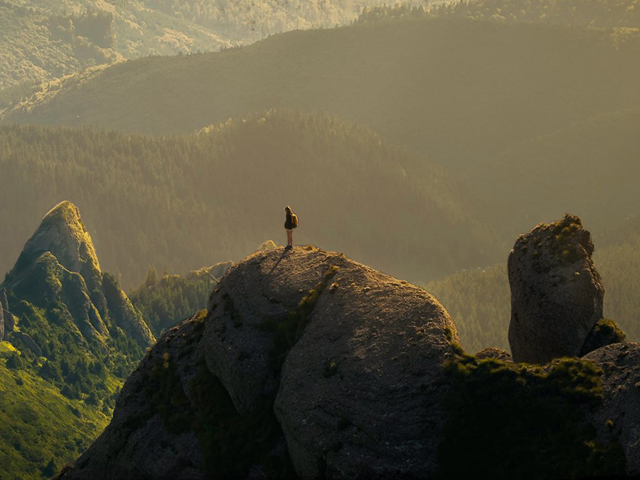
xmin=129 ymin=262 xmax=231 ymax=336
xmin=6 ymin=15 xmax=640 ymax=255
xmin=0 ymin=0 xmax=400 ymax=92
xmin=428 ymin=226 xmax=640 ymax=353
xmin=465 ymin=109 xmax=640 ymax=245
xmin=0 ymin=112 xmax=494 ymax=289
xmin=0 ymin=2 xmax=122 ymax=94
xmin=358 ymin=0 xmax=640 ymax=29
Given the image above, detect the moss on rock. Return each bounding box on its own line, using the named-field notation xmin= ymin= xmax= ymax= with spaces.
xmin=437 ymin=350 xmax=626 ymax=479
xmin=580 ymin=319 xmax=627 ymax=356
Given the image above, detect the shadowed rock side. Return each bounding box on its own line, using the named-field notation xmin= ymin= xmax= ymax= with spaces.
xmin=55 ymin=315 xmax=207 ymax=480
xmin=59 ymin=247 xmax=460 ymax=479
xmin=585 ymin=342 xmax=640 ymax=475
xmin=508 ymin=214 xmax=604 ymax=364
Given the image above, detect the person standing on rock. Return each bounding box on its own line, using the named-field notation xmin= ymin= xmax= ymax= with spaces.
xmin=284 ymin=206 xmax=298 ymax=250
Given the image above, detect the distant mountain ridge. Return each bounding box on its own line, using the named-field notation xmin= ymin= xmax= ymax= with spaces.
xmin=5 ymin=16 xmax=639 ymax=169
xmin=0 ymin=0 xmax=404 ymax=92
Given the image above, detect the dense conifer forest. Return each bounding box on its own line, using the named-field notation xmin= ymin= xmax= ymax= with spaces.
xmin=0 ymin=112 xmax=492 ymax=288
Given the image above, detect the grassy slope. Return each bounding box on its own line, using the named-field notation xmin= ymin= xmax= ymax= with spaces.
xmin=0 ymin=358 xmax=110 ymax=479
xmin=5 ymin=17 xmax=640 ymax=168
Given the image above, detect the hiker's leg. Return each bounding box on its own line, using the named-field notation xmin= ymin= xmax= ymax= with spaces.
xmin=287 ymin=229 xmax=293 ymax=246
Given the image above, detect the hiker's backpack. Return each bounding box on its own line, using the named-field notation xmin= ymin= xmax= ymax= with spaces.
xmin=291 ymin=213 xmax=299 ymax=228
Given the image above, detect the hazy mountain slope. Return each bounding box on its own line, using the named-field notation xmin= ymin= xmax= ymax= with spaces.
xmin=359 ymin=0 xmax=640 ymax=29
xmin=427 ymin=227 xmax=640 ymax=353
xmin=426 ymin=265 xmax=510 ymax=353
xmin=0 ymin=111 xmax=494 ymax=289
xmin=0 ymin=2 xmax=121 ymax=93
xmin=466 ymin=109 xmax=640 ymax=242
xmin=5 ymin=17 xmax=640 ymax=168
xmin=0 ymin=0 xmax=401 ymax=92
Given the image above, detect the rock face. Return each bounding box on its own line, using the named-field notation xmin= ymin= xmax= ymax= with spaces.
xmin=508 ymin=214 xmax=604 ymax=364
xmin=9 ymin=331 xmax=43 ymax=357
xmin=584 ymin=342 xmax=640 ymax=475
xmin=475 ymin=347 xmax=513 ymax=362
xmin=272 ymin=250 xmax=459 ymax=479
xmin=14 ymin=201 xmax=103 ymax=295
xmin=61 ymin=247 xmax=460 ymax=479
xmin=10 ymin=251 xmax=109 ymax=342
xmin=2 ymin=201 xmax=154 ymax=349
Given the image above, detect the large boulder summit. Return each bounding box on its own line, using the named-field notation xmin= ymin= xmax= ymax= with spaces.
xmin=508 ymin=214 xmax=604 ymax=364
xmin=204 ymin=247 xmax=459 ymax=478
xmin=59 ymin=247 xmax=460 ymax=479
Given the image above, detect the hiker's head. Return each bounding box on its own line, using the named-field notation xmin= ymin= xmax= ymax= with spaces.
xmin=285 ymin=206 xmax=292 ymax=215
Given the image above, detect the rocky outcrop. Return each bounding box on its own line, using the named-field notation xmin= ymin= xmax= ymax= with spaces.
xmin=12 ymin=201 xmax=104 ymax=295
xmin=1 ymin=201 xmax=154 ymax=349
xmin=0 ymin=288 xmax=15 ymax=332
xmin=508 ymin=215 xmax=604 ymax=364
xmin=9 ymin=252 xmax=109 ymax=342
xmin=61 ymin=247 xmax=460 ymax=479
xmin=0 ymin=300 xmax=4 ymax=341
xmin=475 ymin=347 xmax=513 ymax=362
xmin=54 ymin=219 xmax=640 ymax=480
xmin=581 ymin=319 xmax=627 ymax=357
xmin=584 ymin=342 xmax=640 ymax=475
xmin=56 ymin=315 xmax=207 ymax=480
xmin=185 ymin=261 xmax=233 ymax=283
xmin=102 ymin=273 xmax=154 ymax=348
xmin=10 ymin=331 xmax=43 ymax=357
